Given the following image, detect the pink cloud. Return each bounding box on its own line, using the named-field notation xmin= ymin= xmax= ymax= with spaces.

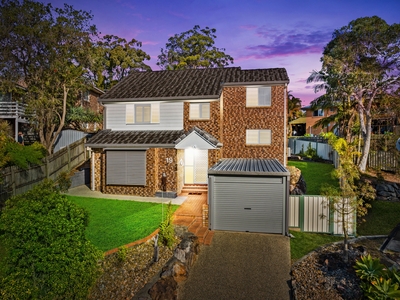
xmin=240 ymin=25 xmax=258 ymax=30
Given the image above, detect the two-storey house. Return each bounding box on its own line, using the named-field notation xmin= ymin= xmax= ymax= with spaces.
xmin=86 ymin=67 xmax=289 ymax=197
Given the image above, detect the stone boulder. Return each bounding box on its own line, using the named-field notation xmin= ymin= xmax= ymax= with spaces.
xmin=287 ymin=166 xmax=307 ymax=195
xmin=375 ymin=182 xmax=400 ymax=201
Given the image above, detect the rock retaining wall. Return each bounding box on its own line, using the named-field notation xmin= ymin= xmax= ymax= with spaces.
xmin=133 ymin=231 xmax=200 ymax=300
xmin=375 ymin=182 xmax=400 ymax=201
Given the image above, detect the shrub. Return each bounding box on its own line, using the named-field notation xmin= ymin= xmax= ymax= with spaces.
xmin=354 ymin=254 xmax=400 ymax=299
xmin=117 ymin=245 xmax=128 ymax=262
xmin=158 ymin=202 xmax=175 ymax=248
xmin=0 ymin=180 xmax=103 ymax=299
xmin=55 ymin=171 xmax=72 ymax=193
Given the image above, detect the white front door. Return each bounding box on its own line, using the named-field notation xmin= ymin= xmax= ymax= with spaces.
xmin=184 ymin=149 xmax=208 ymax=184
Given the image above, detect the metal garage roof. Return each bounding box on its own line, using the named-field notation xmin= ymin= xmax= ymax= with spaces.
xmin=208 ymin=158 xmax=290 ymax=176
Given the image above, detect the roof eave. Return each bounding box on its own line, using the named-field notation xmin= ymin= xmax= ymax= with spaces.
xmin=99 ymin=95 xmax=220 ymax=104
xmin=223 ymin=80 xmax=289 ymax=86
xmin=85 ymin=143 xmax=176 ymax=149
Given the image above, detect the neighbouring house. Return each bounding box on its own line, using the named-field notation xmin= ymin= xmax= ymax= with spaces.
xmin=0 ymin=84 xmax=30 ymax=142
xmin=300 ymin=106 xmax=335 ymax=135
xmin=86 ymin=67 xmax=290 ymax=234
xmin=77 ymin=85 xmax=105 ymax=133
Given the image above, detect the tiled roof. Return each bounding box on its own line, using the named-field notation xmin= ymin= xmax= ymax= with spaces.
xmin=85 ymin=129 xmax=185 ymax=148
xmin=208 ymin=158 xmax=290 ymax=176
xmin=101 ymin=67 xmax=289 ymax=101
xmin=85 ymin=127 xmax=221 ymax=148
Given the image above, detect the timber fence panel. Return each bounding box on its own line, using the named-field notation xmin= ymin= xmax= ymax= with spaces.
xmin=0 ymin=138 xmax=86 ymax=201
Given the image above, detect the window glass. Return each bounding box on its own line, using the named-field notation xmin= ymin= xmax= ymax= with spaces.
xmin=246 ymin=87 xmax=271 ymax=107
xmin=246 ymin=129 xmax=272 ymax=145
xmin=189 ymin=103 xmax=210 ymax=120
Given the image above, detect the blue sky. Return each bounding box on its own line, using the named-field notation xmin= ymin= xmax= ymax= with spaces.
xmin=48 ymin=0 xmax=400 ymax=105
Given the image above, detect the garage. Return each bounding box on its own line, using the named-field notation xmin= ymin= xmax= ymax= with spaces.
xmin=208 ymin=158 xmax=290 ymax=235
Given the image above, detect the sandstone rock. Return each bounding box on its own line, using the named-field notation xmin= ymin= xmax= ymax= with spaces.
xmin=148 ymin=277 xmax=177 ymax=300
xmin=287 ymin=166 xmax=307 ymax=195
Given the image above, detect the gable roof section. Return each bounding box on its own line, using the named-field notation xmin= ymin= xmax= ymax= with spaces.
xmin=100 ymin=67 xmax=289 ymax=102
xmin=175 ymin=126 xmax=222 ymax=149
xmin=85 ymin=126 xmax=221 ymax=149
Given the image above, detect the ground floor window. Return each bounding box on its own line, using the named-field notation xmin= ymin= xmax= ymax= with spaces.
xmin=106 ymin=150 xmax=146 ymax=185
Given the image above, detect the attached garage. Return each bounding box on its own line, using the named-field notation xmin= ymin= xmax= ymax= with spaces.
xmin=208 ymin=158 xmax=290 ymax=235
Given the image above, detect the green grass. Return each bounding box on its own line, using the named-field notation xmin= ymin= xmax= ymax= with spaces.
xmin=290 ymin=230 xmax=343 ymax=261
xmin=288 ymin=161 xmax=339 ymax=194
xmin=357 ymin=201 xmax=400 ymax=236
xmin=67 ymin=196 xmax=178 ymax=251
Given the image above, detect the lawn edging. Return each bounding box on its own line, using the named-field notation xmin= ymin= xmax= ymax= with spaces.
xmin=105 ymin=229 xmax=160 ymax=256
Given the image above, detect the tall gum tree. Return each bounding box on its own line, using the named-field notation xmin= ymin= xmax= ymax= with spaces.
xmin=309 ymin=16 xmax=400 ymax=171
xmin=157 ymin=25 xmax=234 ymax=70
xmin=0 ymin=0 xmax=97 ymax=154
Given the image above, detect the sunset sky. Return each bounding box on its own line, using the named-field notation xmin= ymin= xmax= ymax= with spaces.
xmin=48 ymin=0 xmax=400 ymax=105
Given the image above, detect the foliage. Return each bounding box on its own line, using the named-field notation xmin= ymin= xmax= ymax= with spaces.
xmin=55 ymin=171 xmax=71 ymax=193
xmin=354 ymin=179 xmax=376 ymax=224
xmin=0 ymin=0 xmax=98 ymax=154
xmin=308 ymin=16 xmax=400 ymax=171
xmin=117 ymin=245 xmax=128 ymax=262
xmin=157 ymin=25 xmax=234 ymax=70
xmin=354 ymin=254 xmax=400 ymax=299
xmin=91 ymin=34 xmax=151 ymax=90
xmin=300 ymin=143 xmax=321 ymax=160
xmin=287 ymin=91 xmax=303 ymax=121
xmin=67 ymin=196 xmax=178 ymax=251
xmin=158 ymin=202 xmax=175 ymax=248
xmin=0 ymin=121 xmax=45 ymax=174
xmin=66 ymin=106 xmax=103 ymax=131
xmin=0 ymin=180 xmax=103 ymax=299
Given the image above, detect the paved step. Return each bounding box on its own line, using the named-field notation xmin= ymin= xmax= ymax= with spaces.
xmin=181 ymin=185 xmax=208 ymax=194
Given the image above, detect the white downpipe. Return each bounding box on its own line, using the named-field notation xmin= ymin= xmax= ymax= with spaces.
xmin=283 ymin=84 xmax=287 ymax=166
xmin=91 ymin=149 xmax=95 ymax=191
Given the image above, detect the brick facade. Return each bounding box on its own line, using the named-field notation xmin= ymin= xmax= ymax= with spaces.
xmin=221 ymin=86 xmax=285 ymax=164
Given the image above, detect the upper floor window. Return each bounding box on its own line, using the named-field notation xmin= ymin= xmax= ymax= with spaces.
xmin=126 ymin=103 xmax=160 ymax=124
xmin=189 ymin=103 xmax=210 ymax=120
xmin=246 ymin=129 xmax=271 ymax=145
xmin=313 ymin=109 xmax=324 ymax=117
xmin=246 ymin=87 xmax=271 ymax=107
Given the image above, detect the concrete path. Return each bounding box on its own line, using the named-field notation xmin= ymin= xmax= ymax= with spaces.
xmin=178 ymin=231 xmax=291 ymax=300
xmin=66 ymin=185 xmax=187 ymax=205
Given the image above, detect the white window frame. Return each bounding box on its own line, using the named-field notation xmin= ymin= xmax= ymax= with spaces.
xmin=189 ymin=103 xmax=210 ymax=120
xmin=126 ymin=103 xmax=160 ymax=124
xmin=246 ymin=129 xmax=272 ymax=145
xmin=313 ymin=109 xmax=324 ymax=117
xmin=82 ymin=90 xmax=90 ymax=102
xmin=246 ymin=87 xmax=271 ymax=107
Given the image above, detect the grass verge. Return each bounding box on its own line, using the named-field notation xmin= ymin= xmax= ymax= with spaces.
xmin=288 ymin=161 xmax=339 ymax=194
xmin=67 ymin=196 xmax=178 ymax=251
xmin=357 ymin=201 xmax=400 ymax=236
xmin=290 ymin=230 xmax=343 ymax=262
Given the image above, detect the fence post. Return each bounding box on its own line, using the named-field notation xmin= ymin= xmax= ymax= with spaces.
xmin=299 ymin=195 xmax=304 ymax=231
xmin=67 ymin=144 xmax=71 ymax=171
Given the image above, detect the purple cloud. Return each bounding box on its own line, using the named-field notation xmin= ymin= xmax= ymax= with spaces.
xmin=241 ymin=26 xmax=332 ymax=59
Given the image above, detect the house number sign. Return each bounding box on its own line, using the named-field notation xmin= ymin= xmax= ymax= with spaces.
xmin=166 ymin=157 xmax=173 ymax=164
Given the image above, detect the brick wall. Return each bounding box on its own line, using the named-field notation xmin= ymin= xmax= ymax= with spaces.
xmin=221 ymin=86 xmax=286 ymax=164
xmin=184 ymin=101 xmax=221 ymax=139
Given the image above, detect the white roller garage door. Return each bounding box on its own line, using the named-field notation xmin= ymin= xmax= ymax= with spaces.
xmin=209 ymin=176 xmax=286 ymax=234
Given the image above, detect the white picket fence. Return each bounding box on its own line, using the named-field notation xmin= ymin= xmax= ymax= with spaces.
xmin=289 ymin=195 xmax=356 ymax=236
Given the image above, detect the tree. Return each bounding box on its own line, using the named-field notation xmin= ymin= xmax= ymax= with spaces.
xmin=91 ymin=34 xmax=151 ymax=90
xmin=0 ymin=0 xmax=97 ymax=154
xmin=287 ymin=91 xmax=302 ymax=123
xmin=320 ymin=132 xmax=361 ymax=262
xmin=157 ymin=25 xmax=234 ymax=70
xmin=66 ymin=106 xmax=103 ymax=132
xmin=0 ymin=180 xmax=103 ymax=299
xmin=309 ymin=16 xmax=400 ymax=171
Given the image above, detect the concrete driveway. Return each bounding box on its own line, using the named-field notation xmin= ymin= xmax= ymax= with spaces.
xmin=178 ymin=231 xmax=291 ymax=300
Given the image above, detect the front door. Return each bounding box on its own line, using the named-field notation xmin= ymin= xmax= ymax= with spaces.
xmin=184 ymin=149 xmax=208 ymax=184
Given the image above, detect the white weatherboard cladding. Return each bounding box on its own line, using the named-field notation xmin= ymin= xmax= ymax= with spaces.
xmin=105 ymin=102 xmax=183 ymax=130
xmin=209 ymin=176 xmax=285 ymax=234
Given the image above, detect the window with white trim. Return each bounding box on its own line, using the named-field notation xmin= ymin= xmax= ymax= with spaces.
xmin=126 ymin=103 xmax=160 ymax=124
xmin=82 ymin=90 xmax=90 ymax=102
xmin=246 ymin=129 xmax=272 ymax=145
xmin=189 ymin=103 xmax=210 ymax=120
xmin=246 ymin=87 xmax=271 ymax=107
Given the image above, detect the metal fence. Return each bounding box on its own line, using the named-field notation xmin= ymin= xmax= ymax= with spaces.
xmin=0 ymin=138 xmax=87 ymax=207
xmin=289 ymin=195 xmax=356 ymax=236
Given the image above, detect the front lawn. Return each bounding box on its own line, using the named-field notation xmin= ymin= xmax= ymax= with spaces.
xmin=288 ymin=161 xmax=339 ymax=194
xmin=357 ymin=201 xmax=400 ymax=236
xmin=290 ymin=230 xmax=343 ymax=262
xmin=67 ymin=196 xmax=178 ymax=251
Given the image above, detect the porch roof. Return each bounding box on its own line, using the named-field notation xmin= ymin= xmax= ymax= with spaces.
xmin=85 ymin=126 xmax=221 ymax=149
xmin=289 ymin=117 xmax=306 ymax=125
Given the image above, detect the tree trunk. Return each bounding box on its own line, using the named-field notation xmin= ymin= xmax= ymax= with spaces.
xmin=358 ymin=112 xmax=372 ymax=172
